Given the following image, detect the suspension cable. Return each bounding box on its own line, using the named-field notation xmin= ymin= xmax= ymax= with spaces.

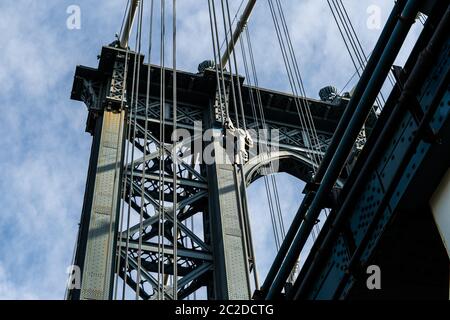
xmin=119 ymin=0 xmax=132 ymax=41
xmin=268 ymin=0 xmax=333 ymax=283
xmin=116 ymin=0 xmax=144 ymax=300
xmin=219 ymin=0 xmax=246 ymax=52
xmin=207 ymin=0 xmax=226 ymax=126
xmin=220 ymin=0 xmax=241 ymax=129
xmin=241 ymin=23 xmax=284 ymax=277
xmin=224 ymin=0 xmax=247 ymax=130
xmin=223 ymin=3 xmax=257 ymax=279
xmin=328 ymin=0 xmax=391 ymax=112
xmin=268 ymin=0 xmax=322 ymax=172
xmin=172 ymin=0 xmax=178 ymax=300
xmin=136 ymin=0 xmax=154 ymax=300
xmin=125 ymin=0 xmax=144 ymax=299
xmin=221 ymin=0 xmax=252 ymax=297
xmin=114 ymin=0 xmax=136 ymax=299
xmin=241 ymin=26 xmax=281 ymax=251
xmin=275 ymin=0 xmax=323 ymax=167
xmin=130 ymin=1 xmax=145 ymax=300
xmin=206 ymin=0 xmax=258 ymax=293
xmin=210 ymin=0 xmax=231 ymax=122
xmin=238 ymin=31 xmax=262 ymax=290
xmin=158 ymin=0 xmax=167 ymax=300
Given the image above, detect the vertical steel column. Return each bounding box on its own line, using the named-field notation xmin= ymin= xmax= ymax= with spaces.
xmin=205 ymin=103 xmax=251 ymax=299
xmin=79 ymin=110 xmax=125 ymax=300
xmin=69 ymin=50 xmax=129 ymax=300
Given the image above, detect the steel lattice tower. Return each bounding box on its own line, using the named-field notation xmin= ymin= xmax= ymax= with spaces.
xmin=66 ymin=40 xmax=362 ymax=299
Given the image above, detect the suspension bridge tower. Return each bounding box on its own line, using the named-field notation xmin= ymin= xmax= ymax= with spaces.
xmin=67 ymin=0 xmax=450 ymax=300
xmin=66 ymin=0 xmax=354 ymax=300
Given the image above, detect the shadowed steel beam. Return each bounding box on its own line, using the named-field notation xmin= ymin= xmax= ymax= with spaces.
xmin=120 ymin=0 xmax=140 ymax=48
xmin=221 ymin=0 xmax=257 ymax=67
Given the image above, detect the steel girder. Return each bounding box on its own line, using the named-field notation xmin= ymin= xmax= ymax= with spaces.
xmin=117 ymin=105 xmax=211 ymax=300
xmin=70 ymin=45 xmax=356 ymax=300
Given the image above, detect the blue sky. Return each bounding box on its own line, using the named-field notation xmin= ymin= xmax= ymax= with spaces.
xmin=0 ymin=0 xmax=422 ymax=299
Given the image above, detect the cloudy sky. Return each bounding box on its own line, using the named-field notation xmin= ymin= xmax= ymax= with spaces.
xmin=0 ymin=0 xmax=423 ymax=299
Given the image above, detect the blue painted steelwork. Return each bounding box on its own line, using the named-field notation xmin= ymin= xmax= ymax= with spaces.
xmin=290 ymin=2 xmax=450 ymax=300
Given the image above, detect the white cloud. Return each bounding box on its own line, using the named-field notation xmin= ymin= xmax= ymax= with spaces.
xmin=0 ymin=263 xmax=39 ymax=300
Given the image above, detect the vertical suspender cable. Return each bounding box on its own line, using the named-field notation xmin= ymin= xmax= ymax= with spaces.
xmin=328 ymin=0 xmax=387 ymax=111
xmin=274 ymin=0 xmax=323 ymax=166
xmin=120 ymin=0 xmax=143 ymax=299
xmin=211 ymin=0 xmax=231 ymax=121
xmin=269 ymin=0 xmax=325 ymax=265
xmin=242 ymin=23 xmax=280 ymax=263
xmin=240 ymin=23 xmax=284 ymax=288
xmin=219 ymin=0 xmax=252 ymax=296
xmin=114 ymin=0 xmax=135 ymax=300
xmin=119 ymin=0 xmax=132 ymax=41
xmin=172 ymin=0 xmax=178 ymax=301
xmin=220 ymin=0 xmax=241 ymax=128
xmin=335 ymin=0 xmax=390 ymax=108
xmin=224 ymin=0 xmax=247 ymax=131
xmin=266 ymin=0 xmax=421 ymax=299
xmin=238 ymin=30 xmax=262 ymax=290
xmin=261 ymin=0 xmax=409 ymax=297
xmin=137 ymin=0 xmax=154 ymax=300
xmin=336 ymin=0 xmax=397 ymax=89
xmin=158 ymin=0 xmax=167 ymax=300
xmin=224 ymin=0 xmax=255 ymax=273
xmin=132 ymin=1 xmax=145 ymax=300
xmin=273 ymin=0 xmax=326 ymax=245
xmin=125 ymin=0 xmax=144 ymax=299
xmin=209 ymin=3 xmax=255 ymax=294
xmin=268 ymin=0 xmax=322 ymax=171
xmin=219 ymin=0 xmax=246 ymax=52
xmin=207 ymin=0 xmax=226 ymax=125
